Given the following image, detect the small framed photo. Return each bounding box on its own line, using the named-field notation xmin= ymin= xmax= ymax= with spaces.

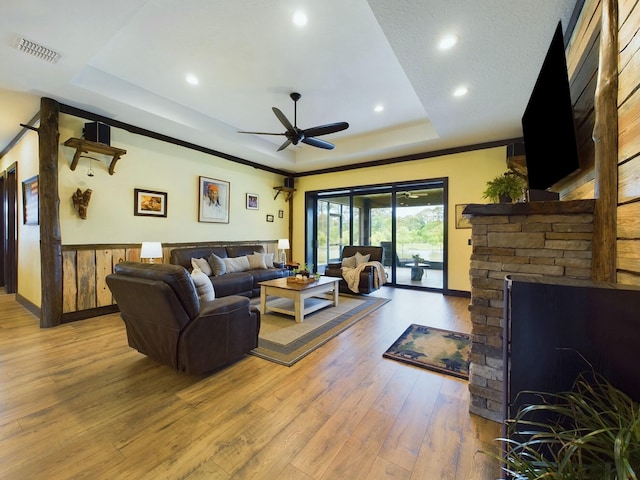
xmin=23 ymin=175 xmax=39 ymax=225
xmin=134 ymin=189 xmax=167 ymax=217
xmin=266 ymin=214 xmax=274 ymax=222
xmin=246 ymin=193 xmax=259 ymax=210
xmin=278 ymin=209 xmax=284 ymax=218
xmin=199 ymin=176 xmax=230 ymax=223
xmin=455 ymin=204 xmax=472 ymax=229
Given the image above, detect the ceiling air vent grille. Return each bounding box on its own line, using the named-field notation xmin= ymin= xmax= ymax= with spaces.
xmin=15 ymin=36 xmax=61 ymax=64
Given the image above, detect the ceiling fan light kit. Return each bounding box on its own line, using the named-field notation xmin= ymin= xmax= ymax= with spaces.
xmin=239 ymin=92 xmax=349 ymax=151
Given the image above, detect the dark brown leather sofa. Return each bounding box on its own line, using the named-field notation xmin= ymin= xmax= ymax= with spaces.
xmin=106 ymin=262 xmax=260 ymax=374
xmin=169 ymin=245 xmax=287 ymax=298
xmin=325 ymin=246 xmax=385 ymax=294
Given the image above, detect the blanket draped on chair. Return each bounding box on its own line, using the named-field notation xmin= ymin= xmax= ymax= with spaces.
xmin=341 ymin=261 xmax=386 ymax=293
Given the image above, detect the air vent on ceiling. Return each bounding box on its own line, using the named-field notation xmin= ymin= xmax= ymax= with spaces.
xmin=14 ymin=35 xmax=61 ymax=64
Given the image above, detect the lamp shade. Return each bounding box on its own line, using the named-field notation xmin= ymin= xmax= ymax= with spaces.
xmin=277 ymin=238 xmax=290 ymax=250
xmin=140 ymin=241 xmax=162 ymax=259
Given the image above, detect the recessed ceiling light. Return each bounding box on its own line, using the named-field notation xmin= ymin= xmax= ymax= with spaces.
xmin=293 ymin=11 xmax=308 ymax=26
xmin=438 ymin=34 xmax=458 ymax=50
xmin=374 ymin=104 xmax=384 ymax=112
xmin=453 ymin=86 xmax=469 ymax=97
xmin=185 ymin=74 xmax=199 ymax=86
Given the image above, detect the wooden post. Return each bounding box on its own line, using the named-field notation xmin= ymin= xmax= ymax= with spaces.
xmin=591 ymin=0 xmax=618 ymax=282
xmin=39 ymin=97 xmax=63 ymax=327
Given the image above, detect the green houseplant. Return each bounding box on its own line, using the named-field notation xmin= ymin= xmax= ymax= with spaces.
xmin=488 ymin=371 xmax=640 ymax=479
xmin=482 ymin=173 xmax=526 ymax=203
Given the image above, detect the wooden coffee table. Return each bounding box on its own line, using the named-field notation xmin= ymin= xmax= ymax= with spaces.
xmin=259 ymin=276 xmax=340 ymax=323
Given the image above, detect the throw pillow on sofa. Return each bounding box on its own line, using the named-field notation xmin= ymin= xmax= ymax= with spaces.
xmin=191 ymin=268 xmax=216 ymax=303
xmin=342 ymin=255 xmax=357 ymax=268
xmin=263 ymin=252 xmax=275 ymax=268
xmin=191 ymin=257 xmax=212 ymax=276
xmin=223 ymin=255 xmax=251 ymax=273
xmin=247 ymin=252 xmax=267 ymax=270
xmin=355 ymin=252 xmax=371 ymax=266
xmin=207 ymin=253 xmax=226 ymax=276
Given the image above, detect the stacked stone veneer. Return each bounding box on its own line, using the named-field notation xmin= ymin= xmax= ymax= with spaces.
xmin=464 ymin=200 xmax=596 ymax=422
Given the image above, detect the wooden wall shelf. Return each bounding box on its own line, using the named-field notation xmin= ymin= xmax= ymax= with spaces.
xmin=64 ymin=138 xmax=127 ymax=175
xmin=273 ymin=186 xmax=295 ymax=201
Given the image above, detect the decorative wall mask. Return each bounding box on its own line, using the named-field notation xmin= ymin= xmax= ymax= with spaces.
xmin=72 ymin=188 xmax=92 ymax=219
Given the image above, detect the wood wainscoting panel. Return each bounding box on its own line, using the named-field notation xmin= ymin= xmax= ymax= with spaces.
xmin=77 ymin=250 xmax=97 ymax=311
xmin=62 ymin=251 xmax=77 ymax=314
xmin=96 ymin=249 xmax=114 ymax=307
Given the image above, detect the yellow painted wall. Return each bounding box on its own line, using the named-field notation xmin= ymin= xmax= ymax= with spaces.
xmin=3 ymin=111 xmax=507 ymax=311
xmin=291 ymin=147 xmax=507 ymax=292
xmin=58 ymin=114 xmax=289 ymax=244
xmin=0 ymin=130 xmax=41 ymax=307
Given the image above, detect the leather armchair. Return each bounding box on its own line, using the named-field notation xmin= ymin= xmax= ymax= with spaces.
xmin=106 ymin=262 xmax=260 ymax=374
xmin=324 ymin=246 xmax=385 ymax=294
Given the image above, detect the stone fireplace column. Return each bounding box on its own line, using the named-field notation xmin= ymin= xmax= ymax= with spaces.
xmin=463 ymin=200 xmax=595 ymax=422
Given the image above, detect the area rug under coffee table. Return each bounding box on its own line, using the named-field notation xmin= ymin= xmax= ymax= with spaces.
xmin=250 ymin=295 xmax=389 ymax=366
xmin=383 ymin=324 xmax=471 ymax=379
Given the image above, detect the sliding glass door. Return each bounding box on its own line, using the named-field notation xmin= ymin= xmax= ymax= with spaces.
xmin=309 ymin=179 xmax=446 ymax=291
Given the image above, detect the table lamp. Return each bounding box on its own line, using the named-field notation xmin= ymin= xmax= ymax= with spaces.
xmin=140 ymin=241 xmax=162 ymax=263
xmin=277 ymin=238 xmax=290 ymax=264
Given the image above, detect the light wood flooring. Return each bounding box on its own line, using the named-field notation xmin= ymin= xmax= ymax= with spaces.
xmin=0 ymin=287 xmax=502 ymax=480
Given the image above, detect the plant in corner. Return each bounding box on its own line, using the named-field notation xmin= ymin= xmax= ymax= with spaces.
xmin=486 ymin=371 xmax=640 ymax=479
xmin=482 ymin=173 xmax=526 ymax=203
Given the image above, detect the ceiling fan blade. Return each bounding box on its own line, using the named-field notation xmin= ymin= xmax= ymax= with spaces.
xmin=302 ymin=137 xmax=335 ymax=150
xmin=272 ymin=107 xmax=294 ymax=131
xmin=277 ymin=138 xmax=293 ymax=151
xmin=238 ymin=131 xmax=285 ymax=136
xmin=303 ymin=122 xmax=349 ymax=138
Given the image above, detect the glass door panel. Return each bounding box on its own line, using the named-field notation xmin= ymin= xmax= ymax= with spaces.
xmin=395 ymin=188 xmax=444 ymax=289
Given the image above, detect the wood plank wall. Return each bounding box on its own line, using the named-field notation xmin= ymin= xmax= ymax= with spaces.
xmin=561 ymin=0 xmax=640 ymax=285
xmin=61 ymin=241 xmax=278 ymax=317
xmin=616 ymin=0 xmax=640 ymax=284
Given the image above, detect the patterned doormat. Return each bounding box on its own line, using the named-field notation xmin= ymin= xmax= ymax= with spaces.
xmin=382 ymin=324 xmax=471 ymax=379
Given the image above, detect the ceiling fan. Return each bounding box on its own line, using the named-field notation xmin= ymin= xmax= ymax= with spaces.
xmin=239 ymin=92 xmax=349 ymax=152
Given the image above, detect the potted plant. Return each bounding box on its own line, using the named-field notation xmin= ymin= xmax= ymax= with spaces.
xmin=293 ymin=263 xmax=313 ymax=279
xmin=486 ymin=371 xmax=640 ymax=479
xmin=482 ymin=173 xmax=526 ymax=203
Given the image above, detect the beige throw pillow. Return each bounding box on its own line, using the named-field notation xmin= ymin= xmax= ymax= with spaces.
xmin=247 ymin=253 xmax=267 ymax=270
xmin=355 ymin=252 xmax=371 ymax=266
xmin=341 ymin=255 xmax=357 ymax=268
xmin=191 ymin=268 xmax=216 ymax=303
xmin=191 ymin=257 xmax=212 ymax=276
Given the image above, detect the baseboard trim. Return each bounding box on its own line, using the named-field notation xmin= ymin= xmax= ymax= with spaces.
xmin=61 ymin=305 xmax=120 ymax=324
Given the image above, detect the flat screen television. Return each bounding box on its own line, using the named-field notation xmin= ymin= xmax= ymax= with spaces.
xmin=522 ymin=21 xmax=580 ymax=191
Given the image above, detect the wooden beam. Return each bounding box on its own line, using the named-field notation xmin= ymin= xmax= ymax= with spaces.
xmin=39 ymin=97 xmax=63 ymax=328
xmin=591 ymin=0 xmax=619 ymax=282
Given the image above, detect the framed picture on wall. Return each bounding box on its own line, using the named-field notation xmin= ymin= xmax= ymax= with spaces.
xmin=455 ymin=204 xmax=472 ymax=229
xmin=266 ymin=214 xmax=274 ymax=222
xmin=246 ymin=193 xmax=259 ymax=210
xmin=22 ymin=175 xmax=39 ymax=225
xmin=134 ymin=188 xmax=167 ymax=217
xmin=199 ymin=176 xmax=230 ymax=223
